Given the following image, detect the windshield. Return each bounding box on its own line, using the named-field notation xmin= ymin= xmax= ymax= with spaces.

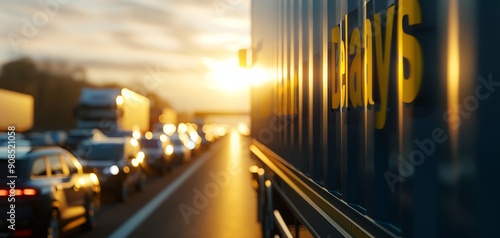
xmin=81 ymin=144 xmax=124 ymax=161
xmin=77 ymin=107 xmax=121 ymax=120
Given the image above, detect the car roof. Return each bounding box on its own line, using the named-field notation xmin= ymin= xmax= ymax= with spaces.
xmin=88 ymin=137 xmax=129 ymax=144
xmin=0 ymin=132 xmax=26 ymax=140
xmin=67 ymin=128 xmax=103 ymax=135
xmin=0 ymin=146 xmax=68 ymax=160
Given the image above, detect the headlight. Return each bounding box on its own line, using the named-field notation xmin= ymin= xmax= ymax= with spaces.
xmin=116 ymin=95 xmax=124 ymax=106
xmin=79 ymin=178 xmax=86 ymax=186
xmin=137 ymin=151 xmax=145 ymax=163
xmin=131 ymin=159 xmax=139 ymax=167
xmin=90 ymin=173 xmax=99 ymax=184
xmin=103 ymin=165 xmax=120 ymax=175
xmin=166 ymin=145 xmax=174 ymax=155
xmin=130 ymin=138 xmax=139 ymax=147
xmin=185 ymin=141 xmax=195 ymax=150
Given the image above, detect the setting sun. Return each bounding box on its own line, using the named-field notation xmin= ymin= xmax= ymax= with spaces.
xmin=204 ymin=57 xmax=249 ymax=91
xmin=203 ymin=57 xmax=271 ymax=92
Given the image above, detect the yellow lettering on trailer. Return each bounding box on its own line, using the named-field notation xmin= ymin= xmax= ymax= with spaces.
xmin=331 ymin=25 xmax=347 ymax=109
xmin=399 ymin=0 xmax=423 ymax=103
xmin=329 ymin=0 xmax=422 ymax=129
xmin=349 ymin=28 xmax=362 ymax=108
xmin=374 ymin=5 xmax=395 ymax=129
xmin=363 ymin=18 xmax=375 ymax=106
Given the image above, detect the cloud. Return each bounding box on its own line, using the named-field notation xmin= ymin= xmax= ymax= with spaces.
xmin=0 ymin=0 xmax=251 ymax=113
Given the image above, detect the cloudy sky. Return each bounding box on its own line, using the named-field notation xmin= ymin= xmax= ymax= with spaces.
xmin=0 ymin=0 xmax=251 ymax=113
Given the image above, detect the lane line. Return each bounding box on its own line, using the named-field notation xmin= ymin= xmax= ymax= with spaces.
xmin=108 ymin=147 xmax=215 ymax=238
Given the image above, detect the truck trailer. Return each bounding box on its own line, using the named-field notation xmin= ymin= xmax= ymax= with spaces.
xmin=248 ymin=0 xmax=500 ymax=237
xmin=0 ymin=88 xmax=34 ymax=132
xmin=75 ymin=88 xmax=150 ymax=135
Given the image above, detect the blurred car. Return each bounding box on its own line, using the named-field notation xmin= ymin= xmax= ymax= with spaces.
xmin=0 ymin=133 xmax=30 ymax=147
xmin=212 ymin=124 xmax=228 ymax=139
xmin=77 ymin=137 xmax=146 ymax=201
xmin=201 ymin=123 xmax=225 ymax=142
xmin=23 ymin=130 xmax=67 ymax=147
xmin=140 ymin=133 xmax=174 ymax=175
xmin=0 ymin=132 xmax=25 ymax=142
xmin=104 ymin=129 xmax=136 ymax=138
xmin=64 ymin=128 xmax=107 ymax=152
xmin=170 ymin=132 xmax=191 ymax=164
xmin=196 ymin=125 xmax=211 ymax=150
xmin=185 ymin=124 xmax=202 ymax=154
xmin=0 ymin=146 xmax=101 ymax=237
xmin=200 ymin=124 xmax=216 ymax=143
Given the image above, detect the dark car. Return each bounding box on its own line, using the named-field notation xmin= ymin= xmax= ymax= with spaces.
xmin=196 ymin=126 xmax=211 ymax=150
xmin=140 ymin=134 xmax=174 ymax=175
xmin=0 ymin=146 xmax=101 ymax=237
xmin=77 ymin=137 xmax=146 ymax=201
xmin=64 ymin=128 xmax=107 ymax=152
xmin=169 ymin=132 xmax=192 ymax=164
xmin=20 ymin=131 xmax=67 ymax=147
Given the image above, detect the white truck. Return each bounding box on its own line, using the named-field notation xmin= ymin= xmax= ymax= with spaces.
xmin=75 ymin=88 xmax=150 ymax=135
xmin=0 ymin=88 xmax=34 ymax=132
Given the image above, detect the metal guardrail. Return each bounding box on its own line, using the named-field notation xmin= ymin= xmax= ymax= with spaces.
xmin=250 ymin=140 xmax=389 ymax=238
xmin=273 ymin=210 xmax=293 ymax=238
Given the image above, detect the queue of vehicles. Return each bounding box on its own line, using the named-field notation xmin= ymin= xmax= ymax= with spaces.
xmin=0 ymin=88 xmax=224 ymax=237
xmin=76 ymin=136 xmax=146 ymax=202
xmin=140 ymin=133 xmax=174 ymax=176
xmin=0 ymin=146 xmax=100 ymax=238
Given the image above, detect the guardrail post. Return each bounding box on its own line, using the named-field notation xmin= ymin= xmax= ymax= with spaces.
xmin=257 ymin=168 xmax=265 ymax=223
xmin=265 ymin=180 xmax=274 ymax=238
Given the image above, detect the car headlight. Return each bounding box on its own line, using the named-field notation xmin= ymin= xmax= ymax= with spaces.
xmin=131 ymin=159 xmax=139 ymax=167
xmin=185 ymin=141 xmax=195 ymax=150
xmin=103 ymin=165 xmax=120 ymax=175
xmin=137 ymin=151 xmax=145 ymax=163
xmin=165 ymin=145 xmax=174 ymax=155
xmin=90 ymin=173 xmax=99 ymax=184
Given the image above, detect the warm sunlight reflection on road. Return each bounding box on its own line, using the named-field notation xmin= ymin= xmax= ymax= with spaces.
xmin=229 ymin=129 xmax=242 ymax=165
xmin=203 ymin=129 xmax=260 ymax=238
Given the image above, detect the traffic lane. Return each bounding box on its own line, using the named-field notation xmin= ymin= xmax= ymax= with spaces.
xmin=128 ymin=131 xmax=261 ymax=238
xmin=71 ymin=139 xmax=225 ymax=238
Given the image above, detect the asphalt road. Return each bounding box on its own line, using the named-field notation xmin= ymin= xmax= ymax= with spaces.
xmin=72 ymin=130 xmax=261 ymax=238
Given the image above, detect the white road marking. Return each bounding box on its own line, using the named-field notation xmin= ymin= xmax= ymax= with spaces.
xmin=108 ymin=148 xmax=215 ymax=238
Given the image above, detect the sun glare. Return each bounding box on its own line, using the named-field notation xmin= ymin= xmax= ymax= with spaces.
xmin=204 ymin=58 xmax=248 ymax=91
xmin=203 ymin=57 xmax=270 ymax=92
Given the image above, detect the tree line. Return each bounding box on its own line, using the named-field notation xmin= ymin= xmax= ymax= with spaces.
xmin=0 ymin=58 xmax=171 ymax=131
